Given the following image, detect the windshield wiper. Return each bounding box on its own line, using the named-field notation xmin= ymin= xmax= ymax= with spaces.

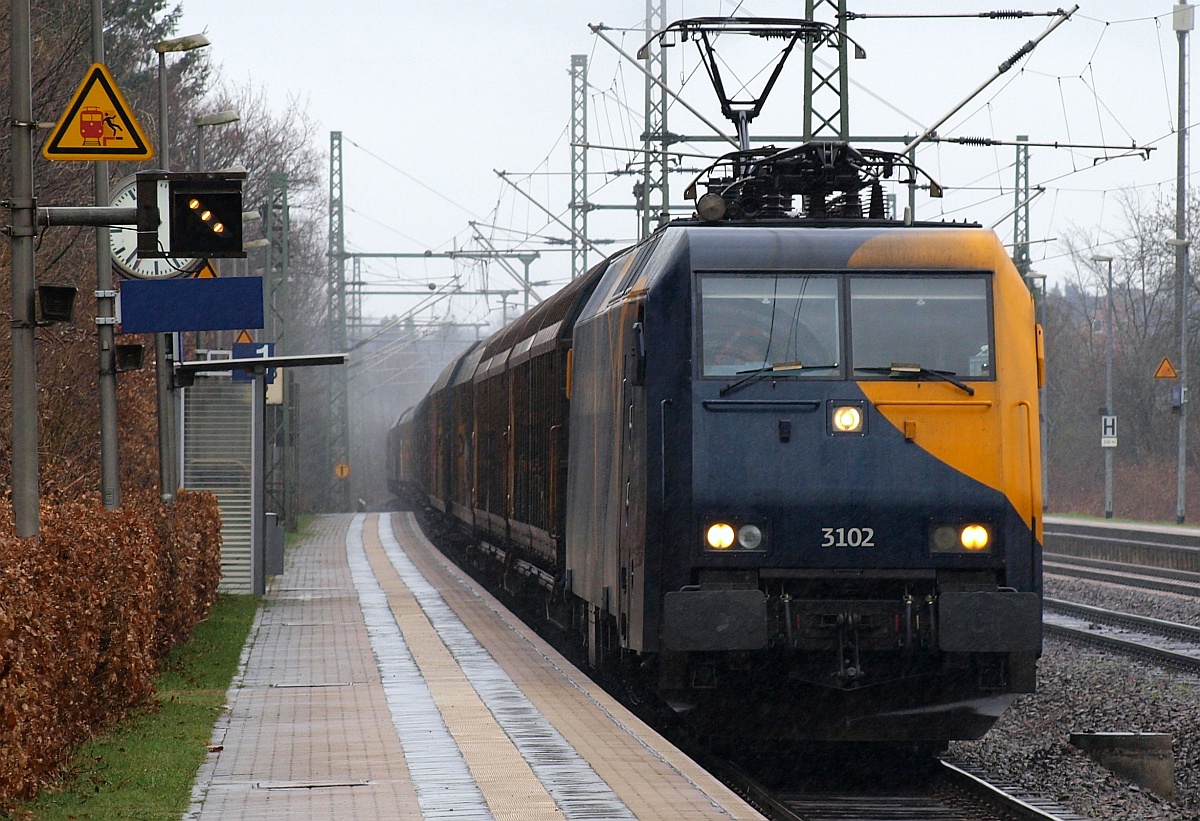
xmin=856 ymin=363 xmax=975 ymax=396
xmin=719 ymin=362 xmax=838 ymax=397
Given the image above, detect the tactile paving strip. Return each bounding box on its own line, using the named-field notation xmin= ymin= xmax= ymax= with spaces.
xmin=383 ymin=512 xmax=764 ymax=821
xmin=348 ymin=514 xmax=495 ymax=819
xmin=366 ymin=513 xmax=634 ymax=820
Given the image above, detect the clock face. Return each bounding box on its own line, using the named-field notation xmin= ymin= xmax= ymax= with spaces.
xmin=108 ymin=178 xmax=202 ymax=279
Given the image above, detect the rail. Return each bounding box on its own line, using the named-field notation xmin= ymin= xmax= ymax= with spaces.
xmin=938 ymin=761 xmax=1088 ymax=820
xmin=1042 ymin=599 xmax=1200 ymax=674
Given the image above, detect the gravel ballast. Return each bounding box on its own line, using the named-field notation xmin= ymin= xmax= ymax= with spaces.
xmin=949 ymin=576 xmax=1200 ymax=820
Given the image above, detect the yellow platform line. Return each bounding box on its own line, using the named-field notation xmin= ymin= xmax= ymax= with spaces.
xmin=361 ymin=514 xmax=564 ymax=821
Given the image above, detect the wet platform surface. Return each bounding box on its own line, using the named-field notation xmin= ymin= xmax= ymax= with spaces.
xmin=185 ymin=512 xmax=764 ymax=820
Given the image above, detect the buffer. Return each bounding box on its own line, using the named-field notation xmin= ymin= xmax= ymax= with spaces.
xmin=42 ymin=63 xmax=153 ymax=161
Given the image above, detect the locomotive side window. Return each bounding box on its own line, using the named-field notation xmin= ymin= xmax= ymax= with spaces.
xmin=698 ymin=274 xmax=840 ymax=377
xmin=849 ymin=276 xmax=992 ymax=380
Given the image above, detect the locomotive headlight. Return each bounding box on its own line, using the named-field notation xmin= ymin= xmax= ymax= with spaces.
xmin=960 ymin=524 xmax=990 ymax=551
xmin=832 ymin=405 xmax=863 ymax=433
xmin=931 ymin=525 xmax=959 ymax=552
xmin=930 ymin=523 xmax=992 ymax=553
xmin=706 ymin=523 xmax=736 ymax=550
xmin=737 ymin=524 xmax=764 ymax=550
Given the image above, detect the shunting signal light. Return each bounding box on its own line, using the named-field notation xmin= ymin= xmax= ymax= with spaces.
xmin=168 ymin=176 xmax=244 ymax=257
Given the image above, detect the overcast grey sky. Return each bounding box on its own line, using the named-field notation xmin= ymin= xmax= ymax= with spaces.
xmin=176 ymin=1 xmax=1189 ymax=329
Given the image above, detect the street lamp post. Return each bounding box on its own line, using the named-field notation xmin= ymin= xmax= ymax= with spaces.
xmin=1092 ymin=254 xmax=1115 ymax=519
xmin=92 ymin=0 xmax=120 ymax=511
xmin=1169 ymin=238 xmax=1191 ymax=524
xmin=1173 ymin=0 xmax=1192 ymax=526
xmin=195 ymin=109 xmax=239 ymax=171
xmin=153 ymin=33 xmax=211 ymax=504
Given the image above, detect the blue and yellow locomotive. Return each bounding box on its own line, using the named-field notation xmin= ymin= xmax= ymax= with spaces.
xmin=388 ymin=141 xmax=1044 ymax=743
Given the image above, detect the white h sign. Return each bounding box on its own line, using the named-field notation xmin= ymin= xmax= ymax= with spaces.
xmin=1101 ymin=415 xmax=1117 ymax=448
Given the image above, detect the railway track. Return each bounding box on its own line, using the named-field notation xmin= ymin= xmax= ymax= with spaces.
xmin=1044 ymin=553 xmax=1200 ymax=596
xmin=1043 ymin=596 xmax=1200 ymax=673
xmin=715 ymin=757 xmax=1089 ymax=820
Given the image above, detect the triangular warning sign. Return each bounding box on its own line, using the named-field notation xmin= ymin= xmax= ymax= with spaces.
xmin=42 ymin=63 xmax=153 ymax=161
xmin=196 ymin=261 xmax=219 ymax=278
xmin=1155 ymin=357 xmax=1180 ymax=379
xmin=235 ymin=330 xmax=254 ymax=344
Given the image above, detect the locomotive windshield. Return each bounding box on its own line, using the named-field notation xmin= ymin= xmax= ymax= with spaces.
xmin=849 ymin=276 xmax=992 ymax=379
xmin=698 ymin=272 xmax=993 ymax=380
xmin=698 ymin=274 xmax=840 ymax=377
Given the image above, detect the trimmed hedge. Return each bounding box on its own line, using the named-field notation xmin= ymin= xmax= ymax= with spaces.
xmin=0 ymin=490 xmax=222 ymax=807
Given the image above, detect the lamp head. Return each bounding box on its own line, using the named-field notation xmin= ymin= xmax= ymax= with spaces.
xmin=195 ymin=110 xmax=240 ymax=127
xmin=155 ymin=33 xmax=211 ymax=54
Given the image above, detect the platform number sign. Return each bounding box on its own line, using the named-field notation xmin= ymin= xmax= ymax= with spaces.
xmin=1101 ymin=415 xmax=1117 ymax=448
xmin=232 ymin=341 xmax=275 ymax=384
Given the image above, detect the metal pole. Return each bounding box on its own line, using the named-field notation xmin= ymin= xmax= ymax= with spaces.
xmin=1176 ymin=1 xmax=1192 ymax=524
xmin=1105 ymin=258 xmax=1114 ymax=519
xmin=93 ymin=0 xmax=119 ymax=510
xmin=521 ymin=255 xmax=534 ymax=313
xmin=194 ymin=130 xmax=204 ymax=353
xmin=155 ymin=51 xmax=176 ymax=503
xmin=10 ymin=0 xmax=39 ymax=536
xmin=252 ymin=373 xmax=265 ymax=596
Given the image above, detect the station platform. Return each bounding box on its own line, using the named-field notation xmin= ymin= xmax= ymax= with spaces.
xmin=185 ymin=512 xmax=764 ymax=820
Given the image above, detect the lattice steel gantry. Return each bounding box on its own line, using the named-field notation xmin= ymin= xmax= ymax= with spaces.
xmin=641 ymin=0 xmax=670 ymax=240
xmin=328 ymin=131 xmax=351 ymax=511
xmin=1013 ymin=135 xmax=1032 ymax=277
xmin=571 ymin=54 xmax=590 ymax=279
xmin=804 ymin=0 xmax=850 ymax=140
xmin=263 ymin=172 xmax=291 ymax=526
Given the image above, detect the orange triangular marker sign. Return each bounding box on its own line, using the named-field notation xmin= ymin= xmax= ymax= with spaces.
xmin=42 ymin=63 xmax=153 ymax=161
xmin=197 ymin=261 xmax=219 ymax=278
xmin=1155 ymin=357 xmax=1180 ymax=379
xmin=235 ymin=330 xmax=254 ymax=344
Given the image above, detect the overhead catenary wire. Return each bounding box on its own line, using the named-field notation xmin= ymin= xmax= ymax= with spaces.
xmin=345 ymin=136 xmax=484 ymax=220
xmin=903 ymin=6 xmax=1080 ymax=155
xmin=345 ymin=5 xmax=1187 ymax=341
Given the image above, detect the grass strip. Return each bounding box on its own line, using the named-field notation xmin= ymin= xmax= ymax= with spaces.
xmin=13 ymin=594 xmax=259 ymax=821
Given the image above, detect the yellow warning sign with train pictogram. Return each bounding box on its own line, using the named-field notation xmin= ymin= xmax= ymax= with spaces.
xmin=42 ymin=63 xmax=153 ymax=161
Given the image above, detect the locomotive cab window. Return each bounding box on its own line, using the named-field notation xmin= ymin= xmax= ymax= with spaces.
xmin=849 ymin=275 xmax=993 ymax=381
xmin=698 ymin=274 xmax=840 ymax=377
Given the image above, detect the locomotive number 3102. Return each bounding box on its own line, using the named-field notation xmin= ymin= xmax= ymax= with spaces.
xmin=821 ymin=527 xmax=876 ymax=548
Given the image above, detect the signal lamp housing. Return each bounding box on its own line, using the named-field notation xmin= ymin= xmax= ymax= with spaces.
xmin=170 ymin=180 xmax=243 ymax=257
xmin=136 ymin=170 xmax=247 ymax=259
